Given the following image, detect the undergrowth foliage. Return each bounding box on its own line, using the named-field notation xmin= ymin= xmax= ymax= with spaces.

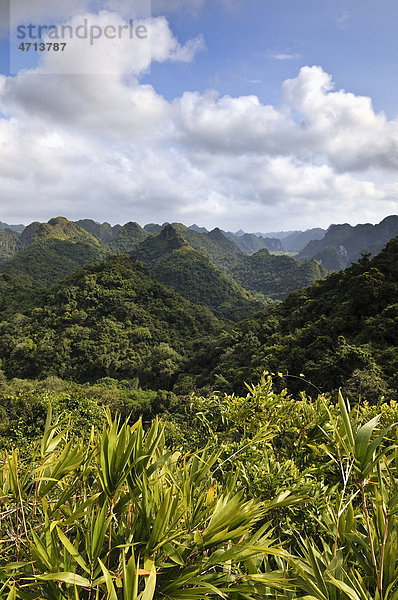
xmin=0 ymin=403 xmax=287 ymax=599
xmin=0 ymin=378 xmax=398 ymax=599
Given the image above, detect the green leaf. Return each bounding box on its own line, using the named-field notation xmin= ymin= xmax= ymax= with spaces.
xmin=354 ymin=415 xmax=380 ymax=464
xmin=338 ymin=390 xmax=355 ymax=452
xmin=139 ymin=561 xmax=156 ymax=600
xmin=56 ymin=526 xmax=90 ymax=574
xmin=98 ymin=559 xmax=118 ymax=600
xmin=326 ymin=571 xmax=362 ymax=600
xmin=6 ymin=585 xmax=16 ymax=600
xmin=36 ymin=572 xmax=91 ymax=587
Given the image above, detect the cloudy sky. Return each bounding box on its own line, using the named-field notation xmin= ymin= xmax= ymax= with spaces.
xmin=0 ymin=0 xmax=398 ymax=231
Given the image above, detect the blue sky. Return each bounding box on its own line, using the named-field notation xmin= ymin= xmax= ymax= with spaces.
xmin=0 ymin=0 xmax=398 ymax=230
xmin=149 ymin=0 xmax=398 ymax=116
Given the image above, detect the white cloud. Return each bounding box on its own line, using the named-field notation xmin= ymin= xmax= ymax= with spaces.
xmin=282 ymin=66 xmax=398 ymax=171
xmin=270 ymin=53 xmax=301 ymax=60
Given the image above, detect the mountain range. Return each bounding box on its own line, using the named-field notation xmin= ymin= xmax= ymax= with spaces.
xmin=0 ymin=216 xmax=326 ymax=320
xmin=0 ymin=214 xmax=397 ymax=328
xmin=0 ymin=217 xmax=398 ymax=402
xmin=298 ymin=215 xmax=398 ymax=269
xmin=2 ymin=215 xmax=397 ymax=264
xmin=0 ymin=221 xmax=397 ymax=401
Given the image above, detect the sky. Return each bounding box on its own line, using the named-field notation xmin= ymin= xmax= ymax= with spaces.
xmin=0 ymin=0 xmax=398 ymax=231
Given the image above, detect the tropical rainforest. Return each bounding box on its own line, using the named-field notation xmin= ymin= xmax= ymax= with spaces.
xmin=0 ymin=215 xmax=397 ymax=599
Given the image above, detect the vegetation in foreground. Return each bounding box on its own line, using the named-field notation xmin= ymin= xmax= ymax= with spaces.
xmin=1 ymin=376 xmax=398 ymax=599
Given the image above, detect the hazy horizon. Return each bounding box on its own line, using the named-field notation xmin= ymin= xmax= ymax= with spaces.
xmin=2 ymin=213 xmax=398 ymax=236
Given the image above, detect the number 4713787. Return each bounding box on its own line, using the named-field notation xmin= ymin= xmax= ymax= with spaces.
xmin=18 ymin=42 xmax=67 ymax=51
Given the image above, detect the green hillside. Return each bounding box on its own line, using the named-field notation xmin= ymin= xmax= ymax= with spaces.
xmin=0 ymin=254 xmax=223 ymax=386
xmin=232 ymin=248 xmax=327 ymax=299
xmin=203 ymin=236 xmax=398 ymax=399
xmin=108 ymin=221 xmax=150 ymax=253
xmin=0 ymin=217 xmax=106 ymax=287
xmin=3 ymin=217 xmax=326 ymax=304
xmin=313 ymin=245 xmax=348 ymax=271
xmin=19 ymin=216 xmax=100 ymax=247
xmin=75 ymin=218 xmax=122 ymax=242
xmin=0 ymin=238 xmax=106 ymax=287
xmin=142 ymin=223 xmax=245 ymax=273
xmin=0 ymin=272 xmax=35 ymax=316
xmin=0 ymin=229 xmax=20 ymax=261
xmin=160 ymin=223 xmax=244 ymax=273
xmin=133 ymin=225 xmax=267 ymax=320
xmin=144 ymin=222 xmax=163 ymax=234
xmin=137 ymin=224 xmax=325 ymax=302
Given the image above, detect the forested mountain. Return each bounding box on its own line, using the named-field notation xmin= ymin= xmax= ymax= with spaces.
xmin=201 ymin=236 xmax=398 ymax=400
xmin=0 ymin=255 xmax=223 ymax=386
xmin=312 ymin=245 xmax=348 ymax=271
xmin=135 ymin=224 xmax=326 ymax=304
xmin=143 ymin=222 xmax=245 ymax=271
xmin=76 ymin=219 xmax=150 ymax=251
xmin=0 ymin=239 xmax=106 ymax=287
xmin=0 ymin=229 xmax=20 ymax=262
xmin=133 ymin=225 xmax=267 ymax=320
xmin=0 ymin=214 xmax=397 ymax=405
xmin=299 ymin=215 xmax=398 ymax=268
xmin=0 ymin=217 xmax=106 ymax=287
xmin=3 ymin=214 xmax=398 ymax=336
xmin=108 ymin=221 xmax=150 ymax=253
xmin=0 ymin=216 xmax=327 ymax=304
xmin=0 ymin=217 xmax=148 ymax=288
xmin=19 ymin=217 xmax=100 ymax=247
xmin=144 ymin=223 xmax=163 ymax=234
xmin=172 ymin=223 xmax=244 ymax=272
xmin=75 ymin=218 xmax=122 ymax=242
xmin=231 ymin=249 xmax=327 ymax=299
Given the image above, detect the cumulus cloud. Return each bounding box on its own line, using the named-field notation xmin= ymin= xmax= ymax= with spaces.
xmin=282 ymin=66 xmax=398 ymax=171
xmin=2 ymin=15 xmax=200 ymax=134
xmin=0 ymin=16 xmax=398 ymax=231
xmin=172 ymin=66 xmax=398 ymax=176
